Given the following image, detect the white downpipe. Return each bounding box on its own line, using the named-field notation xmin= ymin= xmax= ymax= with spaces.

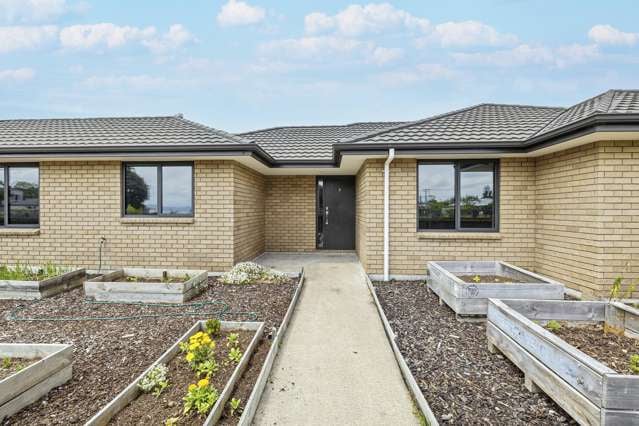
xmin=383 ymin=148 xmax=395 ymax=281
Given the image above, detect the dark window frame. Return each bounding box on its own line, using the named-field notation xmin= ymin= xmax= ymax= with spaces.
xmin=417 ymin=160 xmax=500 ymax=232
xmin=0 ymin=163 xmax=40 ymax=228
xmin=121 ymin=162 xmax=195 ymax=218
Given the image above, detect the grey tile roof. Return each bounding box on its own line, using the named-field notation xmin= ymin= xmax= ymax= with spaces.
xmin=239 ymin=122 xmax=405 ymax=160
xmin=0 ymin=115 xmax=249 ymax=148
xmin=344 ymin=104 xmax=565 ymax=145
xmin=535 ymin=90 xmax=639 ymax=136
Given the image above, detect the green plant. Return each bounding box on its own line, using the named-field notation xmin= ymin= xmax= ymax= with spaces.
xmin=0 ymin=262 xmax=66 ymax=281
xmin=195 ymin=359 xmax=219 ymax=378
xmin=183 ymin=379 xmax=219 ymax=416
xmin=1 ymin=357 xmax=11 ymax=369
xmin=126 ymin=276 xmax=139 ymax=282
xmin=228 ymin=398 xmax=242 ymax=417
xmin=138 ymin=364 xmax=169 ymax=397
xmin=180 ymin=331 xmax=216 ymax=373
xmin=228 ymin=347 xmax=242 ymax=364
xmin=546 ymin=320 xmax=562 ymax=332
xmin=204 ymin=319 xmax=221 ymax=337
xmin=165 ymin=417 xmax=179 ymax=426
xmin=609 ymin=276 xmax=637 ymax=303
xmin=472 ymin=275 xmax=481 ymax=283
xmin=226 ymin=333 xmax=239 ymax=348
xmin=630 ymin=354 xmax=639 ymax=374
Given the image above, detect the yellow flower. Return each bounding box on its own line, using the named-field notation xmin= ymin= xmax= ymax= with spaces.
xmin=198 ymin=378 xmax=209 ymax=388
xmin=209 ymin=341 xmax=216 ymax=349
xmin=188 ymin=343 xmax=199 ymax=351
xmin=185 ymin=352 xmax=195 ymax=362
xmin=188 ymin=384 xmax=197 ymax=392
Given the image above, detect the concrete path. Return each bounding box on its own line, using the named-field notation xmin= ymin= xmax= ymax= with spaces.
xmin=254 ymin=258 xmax=419 ymax=426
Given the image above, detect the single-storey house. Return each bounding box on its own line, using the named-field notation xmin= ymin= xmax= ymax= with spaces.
xmin=1 ymin=89 xmax=638 ymax=298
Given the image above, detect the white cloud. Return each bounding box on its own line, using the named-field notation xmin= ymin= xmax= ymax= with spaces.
xmin=369 ymin=46 xmax=403 ymax=65
xmin=81 ymin=74 xmax=173 ymax=91
xmin=452 ymin=43 xmax=599 ymax=68
xmin=59 ymin=23 xmax=194 ymax=53
xmin=59 ymin=23 xmax=155 ymax=49
xmin=217 ymin=0 xmax=265 ymax=27
xmin=0 ymin=0 xmax=66 ymax=23
xmin=377 ymin=63 xmax=458 ymax=87
xmin=588 ymin=24 xmax=638 ymax=46
xmin=0 ymin=25 xmax=58 ymax=53
xmin=421 ymin=20 xmax=518 ymax=47
xmin=0 ymin=67 xmax=35 ymax=81
xmin=142 ymin=24 xmax=196 ymax=54
xmin=259 ymin=36 xmax=365 ymax=59
xmin=304 ymin=3 xmax=429 ymax=37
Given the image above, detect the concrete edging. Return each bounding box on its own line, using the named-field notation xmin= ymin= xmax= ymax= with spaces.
xmin=362 ymin=270 xmax=439 ymax=426
xmin=0 ymin=343 xmax=73 ymax=421
xmin=86 ymin=320 xmax=264 ymax=426
xmin=238 ymin=268 xmax=306 ymax=425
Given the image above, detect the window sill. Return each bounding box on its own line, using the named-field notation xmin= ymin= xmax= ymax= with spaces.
xmin=120 ymin=217 xmax=195 ymax=225
xmin=418 ymin=232 xmax=502 ymax=240
xmin=0 ymin=228 xmax=40 ymax=236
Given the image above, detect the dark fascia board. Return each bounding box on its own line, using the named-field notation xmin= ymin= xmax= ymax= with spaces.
xmin=0 ymin=144 xmax=276 ymax=167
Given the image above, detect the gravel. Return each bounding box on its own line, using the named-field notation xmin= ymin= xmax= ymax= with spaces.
xmin=373 ymin=280 xmax=576 ymax=425
xmin=0 ymin=277 xmax=297 ymax=425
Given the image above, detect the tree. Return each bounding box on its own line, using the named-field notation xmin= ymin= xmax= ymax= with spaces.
xmin=125 ymin=169 xmax=149 ymax=212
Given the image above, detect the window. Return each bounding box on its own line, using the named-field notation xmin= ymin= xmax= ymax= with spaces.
xmin=418 ymin=161 xmax=497 ymax=231
xmin=123 ymin=163 xmax=193 ymax=217
xmin=0 ymin=165 xmax=39 ymax=227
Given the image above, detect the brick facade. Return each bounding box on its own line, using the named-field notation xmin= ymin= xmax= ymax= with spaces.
xmin=0 ymin=160 xmax=263 ymax=272
xmin=264 ymin=176 xmax=316 ymax=252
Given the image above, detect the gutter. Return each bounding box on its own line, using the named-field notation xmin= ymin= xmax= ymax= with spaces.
xmin=384 ymin=148 xmax=395 ymax=282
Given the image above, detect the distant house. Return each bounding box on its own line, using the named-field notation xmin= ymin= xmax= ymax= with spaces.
xmin=1 ymin=89 xmax=638 ymax=297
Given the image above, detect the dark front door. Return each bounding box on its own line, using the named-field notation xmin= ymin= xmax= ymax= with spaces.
xmin=316 ymin=176 xmax=355 ymax=250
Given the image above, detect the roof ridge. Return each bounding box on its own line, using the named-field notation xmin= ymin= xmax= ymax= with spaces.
xmin=174 ymin=116 xmax=252 ymax=144
xmin=0 ymin=114 xmax=179 ymax=123
xmin=338 ymin=103 xmax=490 ymax=144
xmin=238 ymin=121 xmax=404 ymax=135
xmin=480 ymin=102 xmax=565 ymax=110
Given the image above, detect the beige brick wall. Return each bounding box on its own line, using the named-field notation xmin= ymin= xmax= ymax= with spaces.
xmin=0 ymin=160 xmax=264 ymax=272
xmin=264 ymin=176 xmax=316 ymax=251
xmin=355 ymin=163 xmax=370 ymax=266
xmin=536 ymin=141 xmax=639 ymax=298
xmin=357 ymin=158 xmax=537 ymax=276
xmin=233 ymin=163 xmax=266 ymax=263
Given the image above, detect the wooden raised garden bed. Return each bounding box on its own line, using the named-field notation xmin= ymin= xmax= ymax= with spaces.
xmin=0 ymin=267 xmax=86 ymax=300
xmin=428 ymin=261 xmax=564 ymax=317
xmin=87 ymin=320 xmax=264 ymax=425
xmin=0 ymin=343 xmax=73 ymax=421
xmin=487 ymin=299 xmax=639 ymax=425
xmin=84 ymin=268 xmax=208 ymax=304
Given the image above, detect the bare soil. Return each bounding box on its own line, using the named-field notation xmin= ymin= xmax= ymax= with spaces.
xmin=373 ymin=280 xmax=576 ymax=425
xmin=0 ymin=357 xmax=39 ymax=381
xmin=110 ymin=330 xmax=252 ymax=425
xmin=0 ymin=276 xmax=298 ymax=425
xmin=553 ymin=323 xmax=639 ymax=375
xmin=457 ymin=274 xmax=523 ymax=284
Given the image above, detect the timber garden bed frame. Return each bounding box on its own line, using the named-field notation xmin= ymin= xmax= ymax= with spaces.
xmin=487 ymin=298 xmax=639 ymax=425
xmin=428 ymin=261 xmax=564 ymax=318
xmin=84 ymin=268 xmax=209 ymax=304
xmin=0 ymin=343 xmax=73 ymax=421
xmin=0 ymin=268 xmax=86 ymax=300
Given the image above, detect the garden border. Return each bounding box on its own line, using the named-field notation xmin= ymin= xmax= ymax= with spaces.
xmin=84 ymin=268 xmax=209 ymax=304
xmin=86 ymin=320 xmax=264 ymax=426
xmin=487 ymin=298 xmax=639 ymax=425
xmin=363 ymin=269 xmax=439 ymax=426
xmin=0 ymin=343 xmax=73 ymax=421
xmin=237 ymin=268 xmax=306 ymax=425
xmin=0 ymin=268 xmax=86 ymax=300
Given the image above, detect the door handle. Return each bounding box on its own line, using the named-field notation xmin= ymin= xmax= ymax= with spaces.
xmin=325 ymin=206 xmax=329 ymax=225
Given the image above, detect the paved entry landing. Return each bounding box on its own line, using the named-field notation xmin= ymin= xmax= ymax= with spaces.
xmin=255 ymin=257 xmax=419 ymax=425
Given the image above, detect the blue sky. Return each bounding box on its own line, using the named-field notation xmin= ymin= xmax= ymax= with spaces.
xmin=1 ymin=0 xmax=638 ymax=132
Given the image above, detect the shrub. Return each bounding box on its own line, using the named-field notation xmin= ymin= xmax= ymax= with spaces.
xmin=219 ymin=262 xmax=289 ymax=285
xmin=204 ymin=319 xmax=221 ymax=337
xmin=183 ymin=379 xmax=219 ymax=416
xmin=138 ymin=364 xmax=169 ymax=397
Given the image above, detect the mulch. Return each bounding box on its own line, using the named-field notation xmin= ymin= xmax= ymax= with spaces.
xmin=553 ymin=323 xmax=639 ymax=375
xmin=0 ymin=277 xmax=297 ymax=425
xmin=373 ymin=280 xmax=576 ymax=425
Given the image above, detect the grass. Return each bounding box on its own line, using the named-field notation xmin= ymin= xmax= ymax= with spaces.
xmin=0 ymin=263 xmax=67 ymax=281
